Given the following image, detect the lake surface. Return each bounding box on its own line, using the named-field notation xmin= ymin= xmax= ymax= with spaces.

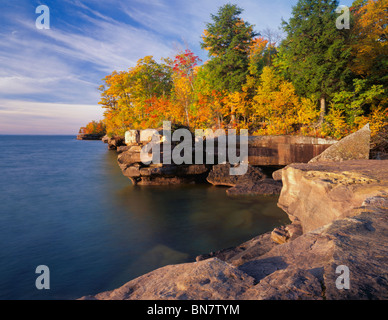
xmin=0 ymin=135 xmax=289 ymax=300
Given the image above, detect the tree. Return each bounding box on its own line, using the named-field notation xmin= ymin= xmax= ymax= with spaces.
xmin=252 ymin=66 xmax=320 ymax=135
xmin=98 ymin=56 xmax=173 ymax=135
xmin=281 ymin=0 xmax=353 ymax=123
xmin=171 ymin=49 xmax=201 ymax=127
xmin=350 ymin=0 xmax=388 ymax=87
xmin=200 ymin=4 xmax=257 ymax=94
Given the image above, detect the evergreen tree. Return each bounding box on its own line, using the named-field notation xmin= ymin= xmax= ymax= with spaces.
xmin=281 ymin=0 xmax=353 ymax=122
xmin=200 ymin=4 xmax=257 ymax=93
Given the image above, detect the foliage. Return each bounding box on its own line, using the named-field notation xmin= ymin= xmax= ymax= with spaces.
xmin=280 ymin=0 xmax=353 ymax=118
xmin=350 ymin=0 xmax=388 ymax=86
xmin=80 ymin=120 xmax=106 ymax=135
xmin=200 ymin=4 xmax=257 ymax=93
xmin=92 ymin=1 xmax=387 ymax=142
xmin=252 ymin=67 xmax=320 ymax=135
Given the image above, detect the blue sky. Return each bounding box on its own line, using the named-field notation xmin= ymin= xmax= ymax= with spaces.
xmin=0 ymin=0 xmax=354 ymax=134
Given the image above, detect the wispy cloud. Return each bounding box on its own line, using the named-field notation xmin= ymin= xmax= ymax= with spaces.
xmin=0 ymin=99 xmax=104 ymax=135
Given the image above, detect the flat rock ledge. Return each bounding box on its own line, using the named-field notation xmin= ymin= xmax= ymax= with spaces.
xmin=80 ymin=159 xmax=388 ymax=300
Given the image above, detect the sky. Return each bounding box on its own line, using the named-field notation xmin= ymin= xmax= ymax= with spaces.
xmin=0 ymin=0 xmax=354 ymax=135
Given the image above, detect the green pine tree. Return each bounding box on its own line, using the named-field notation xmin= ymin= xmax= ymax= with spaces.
xmin=200 ymin=4 xmax=257 ymax=94
xmin=280 ymin=0 xmax=353 ymax=123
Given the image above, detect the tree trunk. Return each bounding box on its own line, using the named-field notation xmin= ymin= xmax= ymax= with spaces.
xmin=319 ymin=96 xmax=326 ymax=124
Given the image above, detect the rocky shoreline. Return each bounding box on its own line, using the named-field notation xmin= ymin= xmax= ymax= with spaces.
xmin=80 ymin=125 xmax=388 ymax=300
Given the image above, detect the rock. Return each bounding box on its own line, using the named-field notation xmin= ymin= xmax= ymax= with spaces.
xmin=102 ymin=135 xmax=109 ymax=143
xmin=207 ymin=164 xmax=265 ymax=187
xmin=125 ymin=130 xmax=140 ymax=146
xmin=247 ymin=135 xmax=336 ymax=166
xmin=117 ymin=146 xmax=131 ymax=154
xmin=271 ymin=226 xmax=289 ymax=244
xmin=270 ymin=222 xmax=303 ymax=245
xmin=79 ymin=258 xmax=256 ymax=300
xmin=272 ymin=169 xmax=283 ymax=181
xmin=278 ymin=160 xmax=388 ymax=233
xmin=207 ymin=164 xmax=282 ymax=196
xmin=196 ymin=232 xmax=278 ymax=267
xmin=81 ymin=161 xmax=388 ymax=300
xmin=309 ymin=124 xmax=370 ymax=163
xmin=107 ymin=136 xmax=125 ymax=150
xmin=240 ymin=196 xmax=388 ymax=300
xmin=226 ymin=179 xmax=282 ymax=196
xmin=76 ymin=133 xmax=104 ymax=140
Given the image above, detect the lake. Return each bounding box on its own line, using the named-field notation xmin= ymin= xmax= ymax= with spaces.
xmin=0 ymin=135 xmax=289 ymax=300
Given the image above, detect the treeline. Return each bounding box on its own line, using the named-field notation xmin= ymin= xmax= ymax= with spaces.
xmin=97 ymin=0 xmax=387 ymax=140
xmin=79 ymin=120 xmax=106 ymax=135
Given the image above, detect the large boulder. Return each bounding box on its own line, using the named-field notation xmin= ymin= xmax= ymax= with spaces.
xmin=278 ymin=160 xmax=388 ymax=233
xmin=309 ymin=124 xmax=370 ymax=163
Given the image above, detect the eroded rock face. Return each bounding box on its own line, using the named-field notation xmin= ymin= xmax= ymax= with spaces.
xmin=278 ymin=160 xmax=388 ymax=233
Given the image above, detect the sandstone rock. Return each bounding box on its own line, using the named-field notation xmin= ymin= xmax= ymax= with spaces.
xmin=240 ymin=196 xmax=388 ymax=300
xmin=125 ymin=130 xmax=140 ymax=146
xmin=278 ymin=160 xmax=388 ymax=233
xmin=82 ymin=160 xmax=388 ymax=300
xmin=226 ymin=179 xmax=282 ymax=196
xmin=102 ymin=135 xmax=109 ymax=143
xmin=247 ymin=135 xmax=336 ymax=166
xmin=206 ymin=164 xmax=265 ymax=187
xmin=107 ymin=136 xmax=125 ymax=150
xmin=80 ymin=258 xmax=256 ymax=300
xmin=309 ymin=124 xmax=370 ymax=163
xmin=271 ymin=226 xmax=289 ymax=244
xmin=117 ymin=146 xmax=131 ymax=154
xmin=207 ymin=164 xmax=282 ymax=196
xmin=272 ymin=169 xmax=283 ymax=181
xmin=196 ymin=232 xmax=278 ymax=267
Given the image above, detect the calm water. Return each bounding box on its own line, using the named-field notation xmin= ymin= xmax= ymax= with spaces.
xmin=0 ymin=135 xmax=289 ymax=300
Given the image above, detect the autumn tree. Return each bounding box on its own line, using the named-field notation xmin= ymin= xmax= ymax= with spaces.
xmin=350 ymin=0 xmax=388 ymax=87
xmin=252 ymin=66 xmax=320 ymax=135
xmin=171 ymin=49 xmax=201 ymax=127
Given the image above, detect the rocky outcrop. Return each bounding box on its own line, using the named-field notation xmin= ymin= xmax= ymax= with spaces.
xmin=79 ymin=125 xmax=388 ymax=300
xmin=117 ymin=131 xmax=211 ymax=185
xmin=81 ymin=192 xmax=388 ymax=300
xmin=247 ymin=135 xmax=336 ymax=166
xmin=240 ymin=196 xmax=388 ymax=300
xmin=106 ymin=136 xmax=125 ymax=150
xmin=80 ymin=258 xmax=256 ymax=300
xmin=277 ymin=160 xmax=388 ymax=233
xmin=76 ymin=133 xmax=104 ymax=140
xmin=309 ymin=124 xmax=370 ymax=163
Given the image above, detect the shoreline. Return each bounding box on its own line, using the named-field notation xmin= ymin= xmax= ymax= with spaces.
xmin=80 ymin=125 xmax=388 ymax=300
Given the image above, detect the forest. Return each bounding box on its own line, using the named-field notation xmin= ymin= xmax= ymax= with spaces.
xmin=82 ymin=0 xmax=387 ymax=146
